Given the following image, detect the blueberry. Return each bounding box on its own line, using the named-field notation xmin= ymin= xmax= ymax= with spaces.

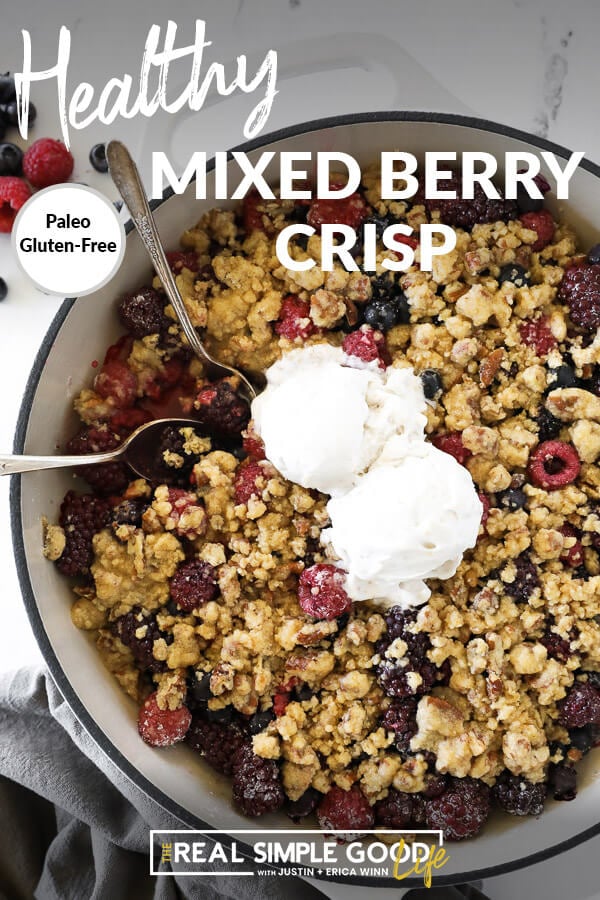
xmin=0 ymin=75 xmax=15 ymax=104
xmin=0 ymin=100 xmax=36 ymax=127
xmin=248 ymin=709 xmax=275 ymax=735
xmin=294 ymin=683 xmax=314 ymax=702
xmin=293 ymin=232 xmax=309 ymax=251
xmin=569 ymin=726 xmax=594 ymax=754
xmin=587 ymin=244 xmax=600 ymax=265
xmin=0 ymin=278 xmax=7 ymax=302
xmin=205 ymin=705 xmax=233 ymax=724
xmin=0 ymin=120 xmax=5 ymax=142
xmin=362 ymin=214 xmax=391 ymax=241
xmin=112 ymin=498 xmax=148 ymax=526
xmin=536 ymin=407 xmax=562 ymax=442
xmin=363 ymin=293 xmax=410 ymax=331
xmin=336 ymin=611 xmax=350 ymax=631
xmin=0 ymin=142 xmax=22 ymax=176
xmin=89 ymin=142 xmax=108 ymax=173
xmin=190 ymin=670 xmax=213 ymax=704
xmin=549 ymin=364 xmax=578 ymax=389
xmin=497 ymin=488 xmax=527 ymax=510
xmin=548 ymin=762 xmax=577 ymax=801
xmin=420 ymin=369 xmax=443 ymax=400
xmin=498 ymin=263 xmax=531 ymax=288
xmin=516 ymin=182 xmax=544 ymax=214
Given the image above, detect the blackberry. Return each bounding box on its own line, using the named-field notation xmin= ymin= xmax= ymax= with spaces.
xmin=536 ymin=407 xmax=563 ymax=442
xmin=558 ymin=264 xmax=600 ymax=332
xmin=498 ymin=263 xmax=531 ymax=288
xmin=516 ymin=183 xmax=544 ymax=214
xmin=111 ymin=608 xmax=166 ymax=673
xmin=376 ymin=608 xmax=439 ymax=698
xmin=492 ymin=771 xmax=545 ymax=816
xmin=549 ymin=364 xmax=578 ymax=389
xmin=187 ymin=716 xmax=246 ymax=775
xmin=232 ymin=742 xmax=285 ymax=816
xmin=540 ymin=629 xmax=572 ymax=663
xmin=425 ymin=174 xmax=518 ymax=231
xmin=569 ymin=725 xmax=598 ymax=754
xmin=151 ymin=424 xmax=199 ymax=485
xmin=363 ymin=293 xmax=410 ymax=331
xmin=381 ymin=697 xmax=418 ymax=753
xmin=170 ymin=560 xmax=218 ymax=611
xmin=66 ymin=426 xmax=130 ymax=495
xmin=194 ymin=377 xmax=250 ymax=435
xmin=497 ymin=488 xmax=527 ymax=511
xmin=112 ymin=498 xmax=148 ymax=527
xmin=502 ymin=553 xmax=540 ymax=603
xmin=374 ymin=789 xmax=414 ymax=828
xmin=424 ymin=776 xmax=491 ymax=840
xmin=119 ymin=287 xmax=168 ymax=337
xmin=204 ymin=705 xmax=234 ymax=724
xmin=293 ymin=683 xmax=314 ymax=702
xmin=362 ymin=213 xmax=391 ymax=240
xmin=558 ymin=681 xmax=600 ymax=728
xmin=420 ymin=369 xmax=443 ymax=400
xmin=248 ymin=709 xmax=276 ymax=735
xmin=0 ymin=142 xmax=23 ymax=176
xmin=548 ymin=762 xmax=577 ymax=801
xmin=89 ymin=143 xmax=108 ymax=173
xmin=286 ymin=788 xmax=321 ymax=821
xmin=422 ymin=774 xmax=448 ymax=798
xmin=56 ymin=491 xmax=111 ymax=577
xmin=587 ymin=244 xmax=600 ymax=265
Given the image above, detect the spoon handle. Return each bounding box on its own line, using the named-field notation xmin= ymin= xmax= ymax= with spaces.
xmin=0 ymin=451 xmax=117 ymax=475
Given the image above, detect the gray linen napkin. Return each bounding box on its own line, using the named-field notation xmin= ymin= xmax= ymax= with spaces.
xmin=0 ymin=667 xmax=327 ymax=900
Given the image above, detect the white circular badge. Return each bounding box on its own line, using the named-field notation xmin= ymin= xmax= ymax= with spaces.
xmin=12 ymin=183 xmax=125 ymax=296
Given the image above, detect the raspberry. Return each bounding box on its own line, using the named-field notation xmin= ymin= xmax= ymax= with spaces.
xmin=381 ymin=698 xmax=418 ymax=753
xmin=186 ymin=716 xmax=246 ymax=775
xmin=55 ymin=490 xmax=111 ymax=577
xmin=110 ymin=407 xmax=152 ymax=433
xmin=242 ymin=189 xmax=268 ymax=233
xmin=66 ymin=425 xmax=130 ymax=495
xmin=502 ymin=553 xmax=540 ymax=603
xmin=119 ymin=287 xmax=168 ymax=338
xmin=170 ymin=560 xmax=218 ymax=611
xmin=492 ymin=772 xmax=546 ymax=816
xmin=234 ymin=461 xmax=270 ymax=505
xmin=316 ymin=784 xmax=374 ymax=838
xmin=558 ymin=681 xmax=600 ymax=729
xmin=111 ymin=608 xmax=166 ymax=673
xmin=374 ymin=789 xmax=414 ymax=828
xmin=548 ymin=762 xmax=577 ymax=801
xmin=527 ymin=440 xmax=581 ymax=490
xmin=342 ymin=325 xmax=388 ymax=368
xmin=231 ymin=742 xmax=285 ymax=816
xmin=94 ymin=360 xmax=137 ymax=407
xmin=0 ymin=176 xmax=31 ymax=232
xmin=519 ymin=317 xmax=557 ymax=356
xmin=540 ymin=629 xmax=573 ymax=663
xmin=424 ymin=776 xmax=490 ymax=841
xmin=144 ymin=357 xmax=185 ymax=402
xmin=559 ymin=524 xmax=584 ymax=567
xmin=22 ymin=138 xmax=74 ymax=188
xmin=275 ymin=296 xmax=318 ymax=341
xmin=431 ymin=432 xmax=472 ymax=466
xmin=424 ymin=174 xmax=517 ymax=230
xmin=138 ymin=691 xmax=191 ymax=747
xmin=376 ymin=607 xmax=439 ymax=698
xmin=166 ymin=250 xmax=200 ymax=274
xmin=194 ymin=377 xmax=250 ymax=435
xmin=242 ymin=428 xmax=266 ymax=460
xmin=273 ymin=689 xmax=292 ymax=717
xmin=478 ymin=493 xmax=490 ymax=530
xmin=164 ymin=488 xmax=207 ymax=539
xmin=558 ymin=263 xmax=600 ymax=332
xmin=307 ymin=189 xmax=370 ymax=233
xmin=297 ymin=564 xmax=352 ymax=621
xmin=520 ymin=209 xmax=555 ymax=251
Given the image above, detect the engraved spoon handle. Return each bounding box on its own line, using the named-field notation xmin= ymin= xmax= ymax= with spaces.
xmin=0 ymin=451 xmax=118 ymax=475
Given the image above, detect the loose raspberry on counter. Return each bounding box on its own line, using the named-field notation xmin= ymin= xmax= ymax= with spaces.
xmin=316 ymin=784 xmax=374 ymax=839
xmin=373 ymin=789 xmax=414 ymax=828
xmin=307 ymin=188 xmax=370 ymax=233
xmin=558 ymin=682 xmax=600 ymax=729
xmin=0 ymin=175 xmax=31 ymax=232
xmin=297 ymin=564 xmax=352 ymax=621
xmin=170 ymin=559 xmax=218 ymax=611
xmin=234 ymin=460 xmax=269 ymax=505
xmin=519 ymin=317 xmax=557 ymax=356
xmin=342 ymin=325 xmax=388 ymax=367
xmin=492 ymin=772 xmax=546 ymax=816
xmin=558 ymin=263 xmax=600 ymax=332
xmin=527 ymin=440 xmax=581 ymax=490
xmin=138 ymin=691 xmax=192 ymax=747
xmin=425 ymin=776 xmax=490 ymax=841
xmin=22 ymin=138 xmax=74 ymax=188
xmin=231 ymin=742 xmax=285 ymax=816
xmin=520 ymin=208 xmax=555 ymax=252
xmin=194 ymin=376 xmax=250 ymax=435
xmin=55 ymin=490 xmax=111 ymax=577
xmin=93 ymin=360 xmax=138 ymax=408
xmin=186 ymin=716 xmax=246 ymax=775
xmin=559 ymin=524 xmax=584 ymax=568
xmin=119 ymin=287 xmax=168 ymax=338
xmin=275 ymin=295 xmax=318 ymax=341
xmin=431 ymin=432 xmax=472 ymax=466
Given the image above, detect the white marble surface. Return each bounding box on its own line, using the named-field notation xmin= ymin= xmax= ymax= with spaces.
xmin=1 ymin=1 xmax=600 ymax=897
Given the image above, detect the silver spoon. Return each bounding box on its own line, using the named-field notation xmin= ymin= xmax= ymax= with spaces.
xmin=106 ymin=140 xmax=265 ymax=400
xmin=0 ymin=418 xmax=202 ymax=479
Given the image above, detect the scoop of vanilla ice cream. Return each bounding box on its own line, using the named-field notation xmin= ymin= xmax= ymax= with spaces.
xmin=322 ymin=445 xmax=482 ymax=607
xmin=251 ymin=344 xmax=427 ymax=496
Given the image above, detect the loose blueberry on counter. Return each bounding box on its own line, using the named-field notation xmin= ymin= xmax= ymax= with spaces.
xmin=89 ymin=142 xmax=109 ymax=173
xmin=586 ymin=244 xmax=600 ymax=265
xmin=420 ymin=369 xmax=443 ymax=400
xmin=0 ymin=278 xmax=7 ymax=302
xmin=498 ymin=263 xmax=531 ymax=288
xmin=0 ymin=142 xmax=23 ymax=176
xmin=497 ymin=487 xmax=527 ymax=510
xmin=248 ymin=709 xmax=276 ymax=735
xmin=363 ymin=292 xmax=410 ymax=331
xmin=548 ymin=363 xmax=578 ymax=389
xmin=0 ymin=100 xmax=36 ymax=127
